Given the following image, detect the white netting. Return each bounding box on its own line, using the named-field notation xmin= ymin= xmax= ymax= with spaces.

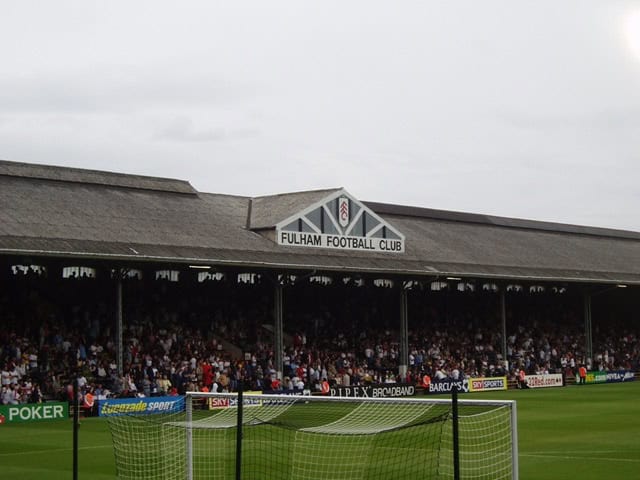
xmin=289 ymin=401 xmax=442 ymax=480
xmin=301 ymin=401 xmax=435 ymax=434
xmin=439 ymin=404 xmax=515 ymax=479
xmin=107 ymin=393 xmax=517 ymax=480
xmin=109 ymin=413 xmax=188 ymax=480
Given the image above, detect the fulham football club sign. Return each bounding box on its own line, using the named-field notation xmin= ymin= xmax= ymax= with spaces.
xmin=275 ymin=189 xmax=405 ymax=253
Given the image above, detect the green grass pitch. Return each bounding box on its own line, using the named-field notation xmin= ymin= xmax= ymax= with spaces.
xmin=1 ymin=382 xmax=639 ymax=479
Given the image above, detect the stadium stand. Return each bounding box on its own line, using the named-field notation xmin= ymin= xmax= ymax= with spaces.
xmin=1 ymin=267 xmax=638 ymax=405
xmin=1 ymin=159 xmax=639 ymax=407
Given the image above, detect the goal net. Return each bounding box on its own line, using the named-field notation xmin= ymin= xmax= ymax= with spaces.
xmin=107 ymin=392 xmax=517 ymax=480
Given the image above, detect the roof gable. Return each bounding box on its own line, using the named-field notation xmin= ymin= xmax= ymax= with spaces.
xmin=248 ymin=188 xmax=341 ymax=230
xmin=274 ymin=189 xmax=405 ymax=253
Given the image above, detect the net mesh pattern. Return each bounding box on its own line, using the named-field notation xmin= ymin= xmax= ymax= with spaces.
xmin=107 ymin=393 xmax=515 ymax=480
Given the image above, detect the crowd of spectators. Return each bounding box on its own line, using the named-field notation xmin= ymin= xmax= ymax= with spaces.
xmin=1 ymin=268 xmax=638 ymax=407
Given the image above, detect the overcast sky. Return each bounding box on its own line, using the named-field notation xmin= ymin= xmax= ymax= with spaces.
xmin=2 ymin=1 xmax=640 ymax=231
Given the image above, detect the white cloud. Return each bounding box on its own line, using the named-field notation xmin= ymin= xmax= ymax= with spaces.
xmin=1 ymin=0 xmax=639 ymax=231
xmin=154 ymin=117 xmax=259 ymax=143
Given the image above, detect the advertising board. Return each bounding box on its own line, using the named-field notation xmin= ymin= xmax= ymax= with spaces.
xmin=525 ymin=373 xmax=564 ymax=389
xmin=329 ymin=384 xmax=416 ymax=398
xmin=98 ymin=396 xmax=184 ymax=417
xmin=426 ymin=378 xmax=469 ymax=395
xmin=468 ymin=377 xmax=508 ymax=392
xmin=0 ymin=402 xmax=68 ymax=424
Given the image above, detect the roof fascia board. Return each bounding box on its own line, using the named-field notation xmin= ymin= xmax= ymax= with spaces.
xmin=3 ymin=247 xmax=639 ymax=286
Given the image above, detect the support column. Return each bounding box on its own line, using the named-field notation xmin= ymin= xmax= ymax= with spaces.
xmin=584 ymin=291 xmax=593 ymax=367
xmin=274 ymin=283 xmax=284 ymax=381
xmin=116 ymin=274 xmax=124 ymax=377
xmin=500 ymin=287 xmax=508 ymax=371
xmin=399 ymin=285 xmax=409 ymax=378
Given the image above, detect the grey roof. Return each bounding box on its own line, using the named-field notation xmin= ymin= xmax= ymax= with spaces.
xmin=2 ymin=159 xmax=640 ymax=285
xmin=367 ymin=202 xmax=640 ymax=241
xmin=248 ymin=188 xmax=341 ymax=230
xmin=0 ymin=159 xmax=197 ymax=194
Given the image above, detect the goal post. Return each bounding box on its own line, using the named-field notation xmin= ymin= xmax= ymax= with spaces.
xmin=107 ymin=392 xmax=518 ymax=480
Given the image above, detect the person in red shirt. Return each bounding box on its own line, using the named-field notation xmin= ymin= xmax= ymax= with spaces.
xmin=578 ymin=365 xmax=587 ymax=385
xmin=201 ymin=360 xmax=213 ymax=390
xmin=320 ymin=379 xmax=330 ymax=395
xmin=83 ymin=390 xmax=95 ymax=416
xmin=517 ymin=369 xmax=528 ymax=389
xmin=271 ymin=377 xmax=281 ymax=391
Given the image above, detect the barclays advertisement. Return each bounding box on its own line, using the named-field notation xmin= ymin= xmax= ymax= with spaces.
xmin=425 ymin=378 xmax=469 ymax=394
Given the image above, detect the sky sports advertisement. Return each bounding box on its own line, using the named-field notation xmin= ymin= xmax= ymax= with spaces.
xmin=98 ymin=396 xmax=184 ymax=417
xmin=468 ymin=377 xmax=508 ymax=392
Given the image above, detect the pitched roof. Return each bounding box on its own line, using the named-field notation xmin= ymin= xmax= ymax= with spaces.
xmin=0 ymin=159 xmax=196 ymax=194
xmin=1 ymin=159 xmax=639 ymax=285
xmin=248 ymin=188 xmax=341 ymax=230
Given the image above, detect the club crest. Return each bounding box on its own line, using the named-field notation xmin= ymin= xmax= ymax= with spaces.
xmin=338 ymin=196 xmax=349 ymax=227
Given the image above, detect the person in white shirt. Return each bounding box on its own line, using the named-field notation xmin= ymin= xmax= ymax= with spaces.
xmin=2 ymin=384 xmax=20 ymax=405
xmin=76 ymin=374 xmax=88 ymax=390
xmin=0 ymin=366 xmax=11 ymax=387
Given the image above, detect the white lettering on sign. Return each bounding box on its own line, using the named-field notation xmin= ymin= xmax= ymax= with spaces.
xmin=278 ymin=231 xmax=404 ymax=253
xmin=8 ymin=404 xmax=65 ymax=421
